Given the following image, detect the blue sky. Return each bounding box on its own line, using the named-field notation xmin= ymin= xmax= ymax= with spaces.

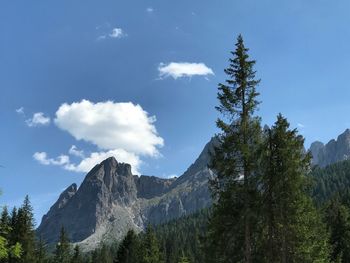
xmin=2 ymin=0 xmax=350 ymax=225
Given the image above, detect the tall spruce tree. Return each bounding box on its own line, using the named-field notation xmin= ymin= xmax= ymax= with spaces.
xmin=10 ymin=196 xmax=36 ymax=263
xmin=261 ymin=114 xmax=330 ymax=262
xmin=54 ymin=226 xmax=71 ymax=263
xmin=207 ymin=34 xmax=262 ymax=263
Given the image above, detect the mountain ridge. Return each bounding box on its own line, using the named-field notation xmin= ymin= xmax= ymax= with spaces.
xmin=37 ymin=138 xmax=216 ymax=251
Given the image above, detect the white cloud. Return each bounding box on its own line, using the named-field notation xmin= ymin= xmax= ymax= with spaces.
xmin=109 ymin=28 xmax=125 ymax=38
xmin=26 ymin=112 xmax=51 ymax=127
xmin=68 ymin=145 xmax=85 ymax=158
xmin=158 ymin=62 xmax=214 ymax=79
xmin=33 ymin=152 xmax=69 ymax=166
xmin=146 ymin=7 xmax=154 ymax=13
xmin=297 ymin=123 xmax=305 ymax=128
xmin=33 ymin=100 xmax=163 ymax=175
xmin=16 ymin=107 xmax=24 ymax=114
xmin=65 ymin=149 xmax=141 ymax=174
xmin=54 ymin=100 xmax=163 ymax=156
xmin=33 ymin=149 xmax=141 ymax=175
xmin=96 ymin=27 xmax=125 ymax=41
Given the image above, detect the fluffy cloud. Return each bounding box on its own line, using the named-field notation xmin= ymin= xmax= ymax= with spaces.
xmin=158 ymin=62 xmax=214 ymax=79
xmin=54 ymin=100 xmax=163 ymax=156
xmin=33 ymin=100 xmax=163 ymax=175
xmin=26 ymin=112 xmax=51 ymax=127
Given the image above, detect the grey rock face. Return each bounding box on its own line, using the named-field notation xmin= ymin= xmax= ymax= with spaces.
xmin=310 ymin=129 xmax=350 ymax=167
xmin=37 ymin=138 xmax=216 ymax=250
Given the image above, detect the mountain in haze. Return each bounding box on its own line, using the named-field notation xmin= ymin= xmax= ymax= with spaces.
xmin=37 ymin=138 xmax=217 ymax=251
xmin=310 ymin=129 xmax=350 ymax=167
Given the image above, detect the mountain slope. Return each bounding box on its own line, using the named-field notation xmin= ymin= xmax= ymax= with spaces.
xmin=37 ymin=138 xmax=216 ymax=250
xmin=310 ymin=129 xmax=350 ymax=167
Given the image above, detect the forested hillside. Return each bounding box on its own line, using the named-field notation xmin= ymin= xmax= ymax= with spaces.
xmin=312 ymin=159 xmax=350 ymax=205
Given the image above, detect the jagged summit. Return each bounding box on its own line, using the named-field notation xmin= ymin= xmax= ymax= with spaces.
xmin=310 ymin=129 xmax=350 ymax=167
xmin=36 ymin=140 xmax=214 ymax=250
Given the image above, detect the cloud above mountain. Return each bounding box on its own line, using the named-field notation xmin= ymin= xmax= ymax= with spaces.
xmin=33 ymin=100 xmax=163 ymax=175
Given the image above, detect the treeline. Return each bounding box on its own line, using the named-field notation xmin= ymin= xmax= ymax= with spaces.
xmin=312 ymin=159 xmax=350 ymax=205
xmin=0 ymin=194 xmax=208 ymax=263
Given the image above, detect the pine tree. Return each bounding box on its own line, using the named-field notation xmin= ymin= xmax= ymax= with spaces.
xmin=140 ymin=226 xmax=163 ymax=263
xmin=0 ymin=206 xmax=22 ymax=262
xmin=116 ymin=230 xmax=140 ymax=263
xmin=18 ymin=196 xmax=36 ymax=263
xmin=54 ymin=226 xmax=71 ymax=263
xmin=207 ymin=34 xmax=262 ymax=263
xmin=8 ymin=196 xmax=35 ymax=263
xmin=261 ymin=114 xmax=330 ymax=262
xmin=324 ymin=197 xmax=350 ymax=262
xmin=35 ymin=236 xmax=48 ymax=263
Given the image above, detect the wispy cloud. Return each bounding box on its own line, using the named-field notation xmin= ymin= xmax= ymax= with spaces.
xmin=15 ymin=107 xmax=24 ymax=115
xmin=69 ymin=145 xmax=85 ymax=158
xmin=158 ymin=62 xmax=214 ymax=79
xmin=25 ymin=112 xmax=51 ymax=127
xmin=33 ymin=152 xmax=69 ymax=166
xmin=109 ymin=28 xmax=125 ymax=38
xmin=146 ymin=7 xmax=154 ymax=13
xmin=297 ymin=123 xmax=305 ymax=128
xmin=97 ymin=27 xmax=126 ymax=41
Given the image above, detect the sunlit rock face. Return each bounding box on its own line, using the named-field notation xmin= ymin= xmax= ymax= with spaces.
xmin=310 ymin=129 xmax=350 ymax=167
xmin=36 ymin=138 xmax=217 ymax=251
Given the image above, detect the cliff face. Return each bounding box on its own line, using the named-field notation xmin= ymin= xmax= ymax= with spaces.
xmin=36 ymin=139 xmax=216 ymax=250
xmin=310 ymin=129 xmax=350 ymax=167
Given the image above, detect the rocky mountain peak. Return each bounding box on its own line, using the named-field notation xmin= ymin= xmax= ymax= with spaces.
xmin=37 ymin=139 xmax=215 ymax=251
xmin=310 ymin=129 xmax=350 ymax=167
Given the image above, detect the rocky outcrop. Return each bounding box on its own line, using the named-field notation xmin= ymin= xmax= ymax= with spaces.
xmin=37 ymin=138 xmax=216 ymax=250
xmin=310 ymin=129 xmax=350 ymax=167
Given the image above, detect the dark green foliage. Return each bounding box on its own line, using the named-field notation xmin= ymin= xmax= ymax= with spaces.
xmin=70 ymin=246 xmax=83 ymax=263
xmin=260 ymin=115 xmax=330 ymax=262
xmin=155 ymin=209 xmax=208 ymax=263
xmin=54 ymin=227 xmax=71 ymax=263
xmin=115 ymin=230 xmax=140 ymax=263
xmin=16 ymin=196 xmax=36 ymax=263
xmin=324 ymin=197 xmax=350 ymax=262
xmin=140 ymin=225 xmax=163 ymax=263
xmin=208 ymin=34 xmax=262 ymax=262
xmin=35 ymin=236 xmax=48 ymax=263
xmin=312 ymin=159 xmax=350 ymax=206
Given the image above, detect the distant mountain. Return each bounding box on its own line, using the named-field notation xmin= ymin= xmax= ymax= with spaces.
xmin=36 ymin=138 xmax=217 ymax=251
xmin=310 ymin=129 xmax=350 ymax=167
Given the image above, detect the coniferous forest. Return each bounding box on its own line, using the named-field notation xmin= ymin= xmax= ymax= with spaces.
xmin=3 ymin=35 xmax=350 ymax=262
